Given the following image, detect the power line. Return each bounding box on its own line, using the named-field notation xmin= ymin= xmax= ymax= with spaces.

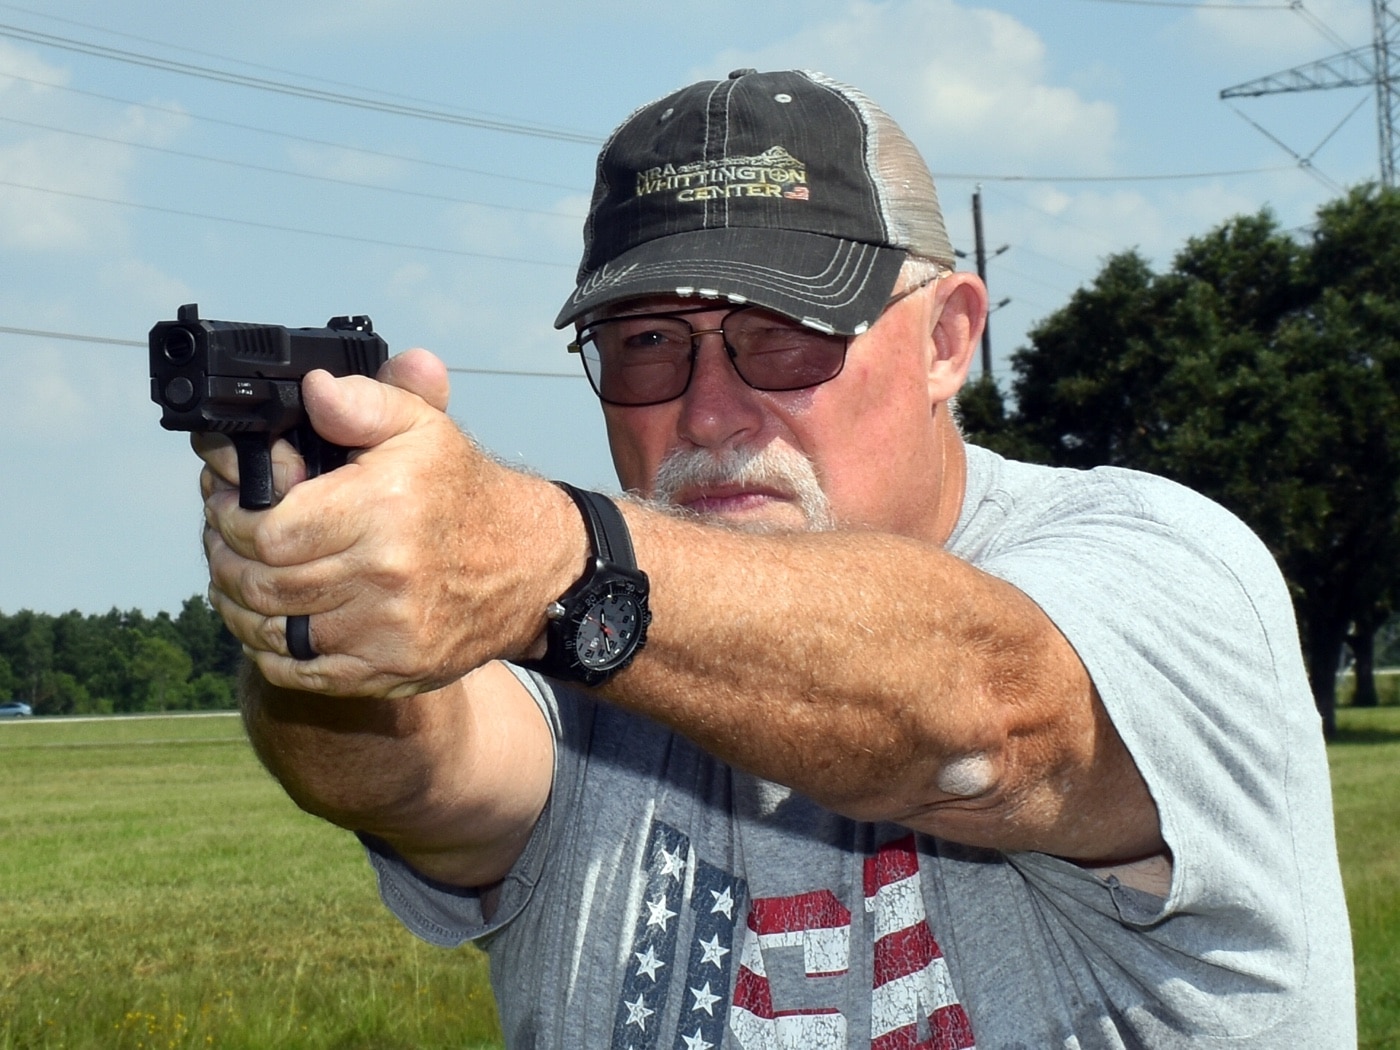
xmin=1289 ymin=2 xmax=1357 ymax=52
xmin=0 ymin=324 xmax=141 ymax=346
xmin=0 ymin=1 xmax=592 ymax=140
xmin=933 ymin=164 xmax=1293 ymax=183
xmin=0 ymin=22 xmax=603 ymax=145
xmin=0 ymin=70 xmax=590 ymax=194
xmin=0 ymin=68 xmax=1295 ymax=192
xmin=0 ymin=325 xmax=584 ymax=380
xmin=444 ymin=365 xmax=581 ymax=380
xmin=0 ymin=178 xmax=572 ymax=267
xmin=1221 ymin=1 xmax=1398 ymax=187
xmin=0 ymin=114 xmax=586 ymax=221
xmin=1068 ymin=0 xmax=1294 ymax=9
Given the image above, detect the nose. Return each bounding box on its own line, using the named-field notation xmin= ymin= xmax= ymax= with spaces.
xmin=675 ymin=330 xmax=767 ymax=450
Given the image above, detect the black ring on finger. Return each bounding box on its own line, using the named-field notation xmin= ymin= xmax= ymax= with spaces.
xmin=287 ymin=614 xmax=318 ymax=661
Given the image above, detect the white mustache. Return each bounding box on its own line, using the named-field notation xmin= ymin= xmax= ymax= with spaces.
xmin=651 ymin=445 xmax=835 ymax=532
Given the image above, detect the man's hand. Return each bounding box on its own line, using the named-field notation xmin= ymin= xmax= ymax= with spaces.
xmin=197 ymin=348 xmax=581 ymax=698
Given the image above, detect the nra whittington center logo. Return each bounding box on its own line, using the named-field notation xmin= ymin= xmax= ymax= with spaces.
xmin=636 ymin=146 xmax=811 ymax=203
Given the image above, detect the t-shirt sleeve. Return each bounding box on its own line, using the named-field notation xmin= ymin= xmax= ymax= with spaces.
xmin=970 ymin=466 xmax=1336 ymax=1024
xmin=357 ymin=664 xmax=585 ymax=947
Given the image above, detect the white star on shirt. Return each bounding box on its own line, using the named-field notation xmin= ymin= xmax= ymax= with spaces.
xmin=709 ymin=886 xmax=735 ymax=919
xmin=681 ymin=1029 xmax=714 ymax=1050
xmin=634 ymin=945 xmax=665 ymax=981
xmin=623 ymin=994 xmax=654 ymax=1030
xmin=689 ymin=982 xmax=722 ymax=1016
xmin=698 ymin=934 xmax=730 ymax=968
xmin=657 ymin=846 xmax=686 ymax=879
xmin=645 ymin=895 xmax=677 ymax=931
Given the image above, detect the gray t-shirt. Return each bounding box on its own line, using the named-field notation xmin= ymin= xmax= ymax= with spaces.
xmin=364 ymin=445 xmax=1355 ymax=1048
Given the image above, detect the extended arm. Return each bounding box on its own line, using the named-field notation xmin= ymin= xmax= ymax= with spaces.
xmin=612 ymin=508 xmax=1162 ymax=865
xmin=205 ymin=349 xmax=1161 ymax=881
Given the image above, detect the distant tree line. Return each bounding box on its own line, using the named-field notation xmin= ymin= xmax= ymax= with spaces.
xmin=959 ymin=183 xmax=1400 ymax=736
xmin=0 ymin=596 xmax=242 ymax=715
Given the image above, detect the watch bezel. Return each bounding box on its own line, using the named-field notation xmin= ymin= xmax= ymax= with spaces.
xmin=568 ymin=576 xmax=650 ymax=673
xmin=541 ymin=563 xmax=651 ymax=686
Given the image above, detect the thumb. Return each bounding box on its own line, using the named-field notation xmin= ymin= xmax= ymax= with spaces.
xmin=301 ymin=369 xmax=432 ymax=450
xmin=378 ymin=347 xmax=451 ymax=413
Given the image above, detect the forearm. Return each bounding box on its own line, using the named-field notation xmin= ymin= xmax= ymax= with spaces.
xmin=238 ymin=661 xmax=550 ymax=885
xmin=610 ymin=507 xmax=1158 ymax=860
xmin=239 ymin=661 xmax=463 ymax=833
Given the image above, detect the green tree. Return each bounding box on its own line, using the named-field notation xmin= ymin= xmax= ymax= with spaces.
xmin=187 ymin=671 xmax=234 ymax=710
xmin=128 ymin=634 xmax=194 ymax=711
xmin=0 ymin=600 xmax=244 ymax=713
xmin=962 ymin=186 xmax=1400 ymax=735
xmin=32 ymin=670 xmax=94 ymax=716
xmin=1 ymin=610 xmax=55 ymax=705
xmin=175 ymin=595 xmax=242 ymax=679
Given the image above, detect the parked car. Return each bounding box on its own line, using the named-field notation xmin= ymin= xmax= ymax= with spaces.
xmin=0 ymin=701 xmax=33 ymax=718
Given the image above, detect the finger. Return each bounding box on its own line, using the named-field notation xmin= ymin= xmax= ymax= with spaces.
xmin=204 ymin=517 xmax=350 ymax=614
xmin=301 ymin=369 xmax=437 ymax=451
xmin=208 ymin=583 xmax=300 ymax=654
xmin=195 ymin=432 xmax=307 ymax=502
xmin=192 ymin=432 xmax=237 ymax=481
xmin=377 ymin=348 xmax=451 ymax=413
xmin=205 ymin=456 xmax=365 ymax=569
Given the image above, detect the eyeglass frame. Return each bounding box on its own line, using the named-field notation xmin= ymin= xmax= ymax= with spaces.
xmin=566 ymin=269 xmax=950 ymax=407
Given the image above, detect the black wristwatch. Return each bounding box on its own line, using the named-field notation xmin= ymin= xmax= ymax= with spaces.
xmin=521 ymin=482 xmax=651 ymax=687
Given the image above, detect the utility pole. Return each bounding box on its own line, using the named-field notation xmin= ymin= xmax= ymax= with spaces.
xmin=972 ymin=186 xmax=992 ymax=376
xmin=1221 ymin=0 xmax=1398 ymax=188
xmin=968 ymin=185 xmax=1011 ymax=377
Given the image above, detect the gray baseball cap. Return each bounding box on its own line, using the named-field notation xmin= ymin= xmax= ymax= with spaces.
xmin=556 ymin=69 xmax=957 ymax=336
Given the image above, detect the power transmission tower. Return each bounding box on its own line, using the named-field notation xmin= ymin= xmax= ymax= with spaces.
xmin=1220 ymin=0 xmax=1398 ymax=188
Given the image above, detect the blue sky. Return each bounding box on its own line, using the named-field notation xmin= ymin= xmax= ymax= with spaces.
xmin=0 ymin=0 xmax=1385 ymax=616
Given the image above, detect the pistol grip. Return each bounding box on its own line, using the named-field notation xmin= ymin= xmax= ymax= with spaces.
xmin=232 ymin=433 xmax=316 ymax=661
xmin=294 ymin=420 xmax=349 ymax=480
xmin=234 ymin=435 xmax=275 ymax=510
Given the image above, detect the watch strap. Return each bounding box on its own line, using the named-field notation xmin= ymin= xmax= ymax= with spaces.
xmin=555 ymin=481 xmax=638 ymax=570
xmin=518 ymin=482 xmax=650 ymax=687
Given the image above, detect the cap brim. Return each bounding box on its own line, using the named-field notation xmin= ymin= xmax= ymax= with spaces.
xmin=554 ymin=227 xmax=907 ymax=335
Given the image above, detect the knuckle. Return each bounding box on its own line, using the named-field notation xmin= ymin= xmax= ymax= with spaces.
xmin=253 ymin=615 xmax=285 ymax=652
xmin=247 ymin=518 xmax=282 ymax=565
xmin=234 ymin=565 xmax=282 ymax=615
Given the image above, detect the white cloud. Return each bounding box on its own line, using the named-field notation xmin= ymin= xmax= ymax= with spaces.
xmin=283 ymin=141 xmax=411 ymax=184
xmin=0 ymin=46 xmax=176 ymax=252
xmin=708 ymin=0 xmax=1119 ymax=173
xmin=0 ymin=135 xmax=131 ymax=250
xmin=0 ymin=40 xmax=70 ymax=93
xmin=99 ymin=258 xmax=196 ymax=316
xmin=8 ymin=349 xmax=90 ymax=443
xmin=112 ymin=98 xmax=190 ymax=148
xmin=1190 ymin=0 xmax=1373 ymax=61
xmin=435 ymin=189 xmax=583 ymax=267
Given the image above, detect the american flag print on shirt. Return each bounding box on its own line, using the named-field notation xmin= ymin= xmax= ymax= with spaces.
xmin=610 ymin=822 xmax=975 ymax=1049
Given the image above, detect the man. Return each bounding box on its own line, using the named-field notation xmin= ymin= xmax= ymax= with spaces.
xmin=198 ymin=70 xmax=1355 ymax=1047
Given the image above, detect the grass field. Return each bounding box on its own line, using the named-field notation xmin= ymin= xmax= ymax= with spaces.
xmin=1 ymin=707 xmax=1396 ymax=1049
xmin=1330 ymin=704 xmax=1400 ymax=1049
xmin=0 ymin=714 xmax=501 ymax=1050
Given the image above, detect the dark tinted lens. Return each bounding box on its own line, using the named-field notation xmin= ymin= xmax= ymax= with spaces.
xmin=725 ymin=312 xmax=848 ymax=391
xmin=581 ymin=316 xmax=695 ymax=405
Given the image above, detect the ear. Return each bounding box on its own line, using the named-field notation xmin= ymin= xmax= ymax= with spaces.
xmin=928 ymin=272 xmax=988 ymax=404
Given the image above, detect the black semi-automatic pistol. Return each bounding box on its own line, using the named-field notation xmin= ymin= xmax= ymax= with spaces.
xmin=150 ymin=303 xmax=389 ymax=510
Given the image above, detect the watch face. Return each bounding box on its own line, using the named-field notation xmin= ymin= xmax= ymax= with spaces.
xmin=574 ymin=587 xmax=645 ymax=670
